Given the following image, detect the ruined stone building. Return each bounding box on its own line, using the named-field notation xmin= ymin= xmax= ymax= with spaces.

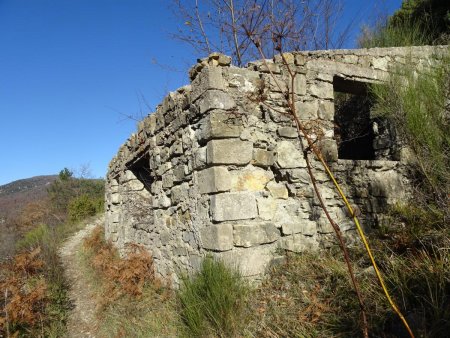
xmin=105 ymin=45 xmax=447 ymax=284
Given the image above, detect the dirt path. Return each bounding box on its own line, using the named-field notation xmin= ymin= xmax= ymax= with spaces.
xmin=59 ymin=215 xmax=104 ymax=338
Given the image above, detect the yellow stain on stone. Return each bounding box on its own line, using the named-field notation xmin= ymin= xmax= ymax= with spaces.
xmin=234 ymin=167 xmax=273 ymax=191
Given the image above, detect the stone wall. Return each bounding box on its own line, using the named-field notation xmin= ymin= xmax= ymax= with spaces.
xmin=105 ymin=45 xmax=448 ymax=284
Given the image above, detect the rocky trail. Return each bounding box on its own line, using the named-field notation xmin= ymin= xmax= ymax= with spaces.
xmin=59 ymin=216 xmax=104 ymax=338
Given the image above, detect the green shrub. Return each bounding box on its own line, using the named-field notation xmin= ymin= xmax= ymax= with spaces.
xmin=16 ymin=224 xmax=49 ymax=250
xmin=68 ymin=194 xmax=101 ymax=222
xmin=178 ymin=257 xmax=250 ymax=338
xmin=370 ymin=51 xmax=450 ymax=208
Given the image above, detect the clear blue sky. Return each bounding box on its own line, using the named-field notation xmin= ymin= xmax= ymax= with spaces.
xmin=0 ymin=0 xmax=402 ymax=185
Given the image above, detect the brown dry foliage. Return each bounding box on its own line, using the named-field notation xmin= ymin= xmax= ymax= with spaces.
xmin=0 ymin=247 xmax=48 ymax=335
xmin=83 ymin=226 xmax=159 ymax=304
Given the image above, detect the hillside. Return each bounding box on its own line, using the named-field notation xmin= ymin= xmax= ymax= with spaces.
xmin=0 ymin=175 xmax=57 ymax=224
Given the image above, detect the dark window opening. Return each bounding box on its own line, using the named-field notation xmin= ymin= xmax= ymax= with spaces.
xmin=127 ymin=154 xmax=153 ymax=191
xmin=333 ymin=77 xmax=375 ymax=160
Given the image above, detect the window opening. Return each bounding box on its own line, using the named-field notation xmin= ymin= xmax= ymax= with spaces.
xmin=128 ymin=154 xmax=153 ymax=191
xmin=333 ymin=76 xmax=375 ymax=160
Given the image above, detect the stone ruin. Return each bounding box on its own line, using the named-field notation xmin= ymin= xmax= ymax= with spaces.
xmin=105 ymin=45 xmax=447 ymax=284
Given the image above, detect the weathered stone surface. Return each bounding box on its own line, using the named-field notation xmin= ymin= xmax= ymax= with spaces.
xmin=253 ymin=149 xmax=275 ymax=167
xmin=257 ymin=197 xmax=278 ymax=221
xmin=199 ymin=110 xmax=243 ymax=141
xmin=280 ymin=235 xmax=319 ymax=252
xmin=217 ymin=245 xmax=274 ymax=276
xmin=276 ymin=141 xmax=306 ymax=168
xmin=105 ymin=45 xmax=432 ymax=284
xmin=277 ymin=126 xmax=298 ymax=138
xmin=210 ymin=192 xmax=257 ymax=221
xmin=207 ymin=139 xmax=253 ymax=165
xmin=232 ymin=166 xmax=273 ymax=191
xmin=294 ymin=73 xmax=307 ymax=95
xmin=266 ymin=181 xmax=288 ymax=199
xmin=281 ymin=220 xmax=316 ymax=235
xmin=296 ymin=100 xmax=318 ymax=120
xmin=200 ymin=224 xmax=233 ymax=251
xmin=191 ymin=66 xmax=225 ymax=102
xmin=197 ymin=167 xmax=231 ymax=194
xmin=234 ymin=223 xmax=279 ymax=247
xmin=309 ymin=81 xmax=333 ymax=99
xmin=318 ymin=139 xmax=338 ymax=162
xmin=197 ymin=90 xmax=236 ymax=114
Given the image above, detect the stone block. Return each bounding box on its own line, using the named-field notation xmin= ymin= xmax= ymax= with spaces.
xmin=193 ymin=147 xmax=207 ymax=170
xmin=200 ymin=224 xmax=233 ymax=251
xmin=294 ymin=73 xmax=307 ymax=95
xmin=210 ymin=192 xmax=257 ymax=221
xmin=276 ymin=141 xmax=306 ymax=168
xmin=233 ymin=166 xmax=273 ymax=192
xmin=171 ymin=182 xmax=189 ymax=204
xmin=281 ymin=220 xmax=317 ymax=235
xmin=318 ymin=139 xmax=338 ymax=162
xmin=295 ymin=100 xmax=318 ymax=120
xmin=309 ymin=80 xmax=333 ymax=99
xmin=233 ymin=223 xmax=279 ymax=247
xmin=253 ymin=149 xmax=275 ymax=167
xmin=372 ymin=57 xmax=389 ymax=71
xmin=318 ymin=100 xmax=334 ymax=120
xmin=191 ymin=66 xmax=225 ymax=102
xmin=216 ymin=245 xmax=274 ymax=276
xmin=226 ymin=67 xmax=259 ymax=92
xmin=197 ymin=90 xmax=236 ymax=114
xmin=257 ymin=197 xmax=278 ymax=221
xmin=198 ymin=110 xmax=242 ymax=141
xmin=277 ymin=126 xmax=298 ymax=138
xmin=111 ymin=193 xmax=120 ymax=204
xmin=198 ymin=167 xmax=231 ymax=194
xmin=266 ymin=181 xmax=288 ymax=199
xmin=280 ymin=235 xmax=319 ymax=253
xmin=207 ymin=139 xmax=253 ymax=165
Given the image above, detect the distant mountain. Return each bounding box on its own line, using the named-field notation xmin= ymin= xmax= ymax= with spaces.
xmin=0 ymin=175 xmax=57 ymax=224
xmin=0 ymin=175 xmax=58 ymax=260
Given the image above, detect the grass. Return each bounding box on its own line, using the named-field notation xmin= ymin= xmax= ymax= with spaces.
xmin=370 ymin=49 xmax=450 ymax=211
xmin=249 ymin=223 xmax=450 ymax=337
xmin=178 ymin=256 xmax=251 ymax=338
xmin=0 ymin=216 xmax=96 ymax=337
xmin=359 ymin=19 xmax=430 ymax=48
xmin=79 ymin=226 xmax=180 ymax=337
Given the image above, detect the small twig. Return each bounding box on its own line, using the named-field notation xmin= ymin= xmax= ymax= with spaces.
xmin=195 ymin=0 xmax=212 ymax=54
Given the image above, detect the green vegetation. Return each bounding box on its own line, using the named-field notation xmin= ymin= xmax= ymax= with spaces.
xmin=80 ymin=226 xmax=180 ymax=337
xmin=178 ymin=257 xmax=250 ymax=338
xmin=371 ymin=51 xmax=449 ymax=209
xmin=0 ymin=168 xmax=104 ymax=337
xmin=359 ymin=0 xmax=449 ymax=48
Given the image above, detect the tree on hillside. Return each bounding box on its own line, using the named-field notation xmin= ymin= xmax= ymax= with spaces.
xmin=172 ymin=0 xmax=353 ymax=66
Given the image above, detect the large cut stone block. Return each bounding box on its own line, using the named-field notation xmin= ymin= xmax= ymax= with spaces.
xmin=215 ymin=245 xmax=274 ymax=276
xmin=200 ymin=224 xmax=233 ymax=251
xmin=210 ymin=192 xmax=257 ymax=221
xmin=309 ymin=80 xmax=333 ymax=99
xmin=197 ymin=90 xmax=236 ymax=114
xmin=276 ymin=141 xmax=306 ymax=168
xmin=233 ymin=223 xmax=280 ymax=247
xmin=207 ymin=139 xmax=253 ymax=165
xmin=198 ymin=167 xmax=231 ymax=194
xmin=198 ymin=111 xmax=242 ymax=141
xmin=191 ymin=66 xmax=225 ymax=102
xmin=232 ymin=166 xmax=273 ymax=192
xmin=281 ymin=220 xmax=317 ymax=235
xmin=253 ymin=149 xmax=275 ymax=167
xmin=280 ymin=235 xmax=319 ymax=253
